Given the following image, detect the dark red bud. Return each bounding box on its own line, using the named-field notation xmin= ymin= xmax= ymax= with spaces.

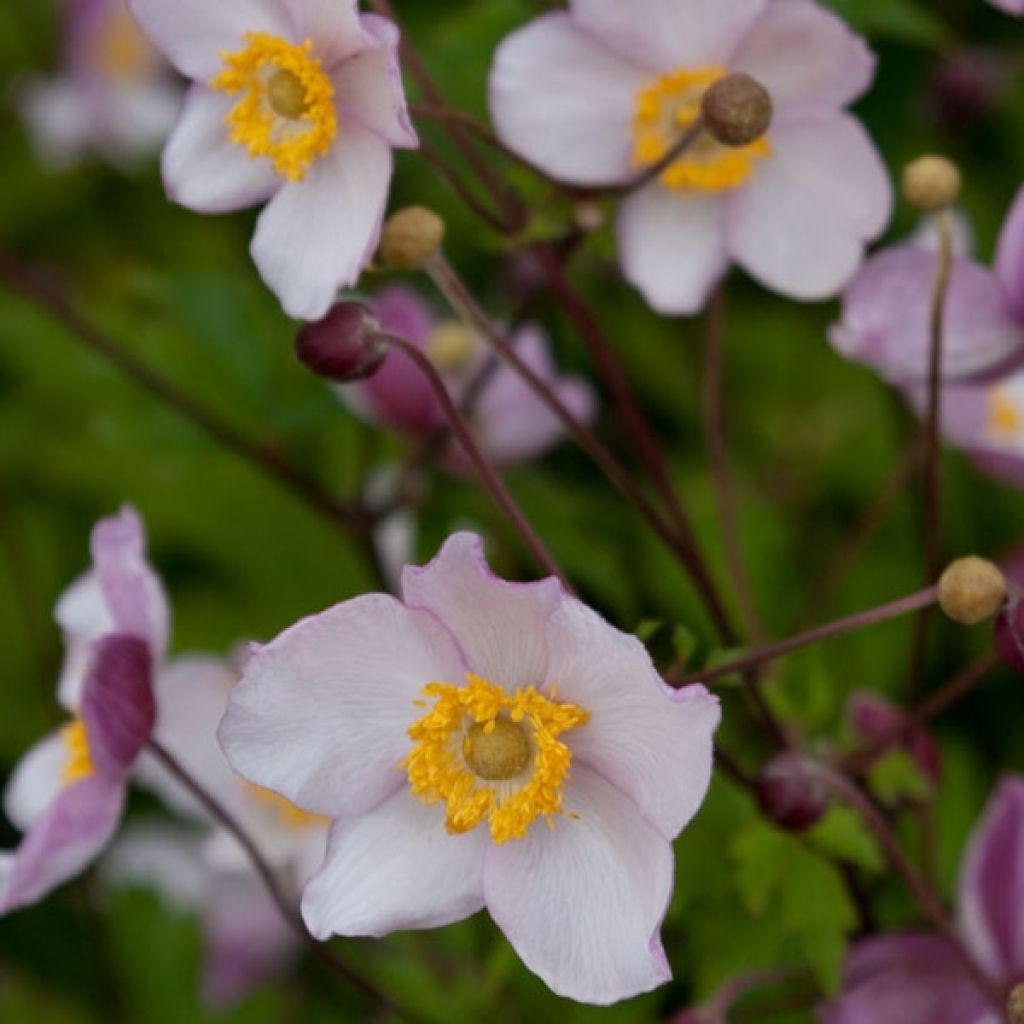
xmin=295 ymin=302 xmax=388 ymax=382
xmin=995 ymin=596 xmax=1024 ymax=674
xmin=755 ymin=752 xmax=830 ymax=832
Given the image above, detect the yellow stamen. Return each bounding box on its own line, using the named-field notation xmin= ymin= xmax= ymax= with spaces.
xmin=631 ymin=65 xmax=770 ymax=192
xmin=211 ymin=32 xmax=337 ymax=181
xmin=401 ymin=673 xmax=590 ymax=844
xmin=988 ymin=387 xmax=1021 ymax=440
xmin=425 ymin=322 xmax=478 ymax=372
xmin=242 ymin=780 xmax=328 ymax=830
xmin=61 ymin=719 xmax=94 ymax=785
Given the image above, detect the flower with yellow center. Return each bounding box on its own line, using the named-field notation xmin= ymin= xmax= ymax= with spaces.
xmin=988 ymin=386 xmax=1022 ymax=442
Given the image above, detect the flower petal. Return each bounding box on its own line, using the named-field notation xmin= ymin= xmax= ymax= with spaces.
xmin=617 ymin=185 xmax=729 ymax=315
xmin=331 ymin=14 xmax=417 ymax=148
xmin=996 ymin=185 xmax=1024 ymax=320
xmin=0 ymin=775 xmax=124 ymax=915
xmin=732 ymin=0 xmax=876 ymax=110
xmin=571 ymin=0 xmax=767 ymax=71
xmin=987 ymin=0 xmax=1023 ymax=14
xmin=958 ymin=777 xmax=1024 ymax=979
xmin=162 ymin=85 xmax=281 ymax=214
xmin=728 ymin=111 xmax=891 ymax=301
xmin=281 ymin=0 xmax=370 ymax=68
xmin=301 ymin=787 xmax=487 ymax=939
xmin=483 ymin=765 xmax=673 ymax=1005
xmin=54 ymin=573 xmax=114 ymax=709
xmin=829 ymin=248 xmax=1024 ymax=384
xmin=250 ymin=121 xmax=391 ymax=320
xmin=219 ymin=593 xmax=465 ymax=820
xmin=3 ymin=733 xmax=67 ymax=833
xmin=400 ymin=532 xmax=563 ymax=688
xmin=129 ymin=0 xmax=293 ymax=81
xmin=544 ymin=598 xmax=719 ymax=839
xmin=102 ymin=823 xmax=208 ymax=909
xmin=489 ymin=13 xmax=648 ymax=187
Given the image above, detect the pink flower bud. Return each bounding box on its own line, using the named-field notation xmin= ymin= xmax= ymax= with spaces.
xmin=755 ymin=752 xmax=829 ymax=832
xmin=295 ymin=302 xmax=388 ymax=382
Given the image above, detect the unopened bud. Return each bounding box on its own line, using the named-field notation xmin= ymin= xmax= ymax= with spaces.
xmin=379 ymin=206 xmax=445 ymax=270
xmin=902 ymin=155 xmax=961 ymax=212
xmin=1008 ymin=983 xmax=1024 ymax=1024
xmin=755 ymin=752 xmax=830 ymax=832
xmin=701 ymin=73 xmax=773 ymax=148
xmin=295 ymin=302 xmax=387 ymax=381
xmin=937 ymin=556 xmax=1006 ymax=626
xmin=994 ymin=596 xmax=1024 ymax=674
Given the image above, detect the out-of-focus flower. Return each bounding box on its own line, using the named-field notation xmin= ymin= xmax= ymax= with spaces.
xmin=830 ymin=186 xmax=1024 ymax=386
xmin=0 ymin=508 xmax=162 ymax=914
xmin=341 ymin=286 xmax=597 ymax=474
xmin=847 ymin=691 xmax=941 ymax=784
xmin=927 ymin=52 xmax=1016 ymax=132
xmin=987 ymin=0 xmax=1023 ymax=16
xmin=17 ymin=0 xmax=181 ymax=169
xmin=220 ymin=532 xmax=720 ymax=1004
xmin=104 ymin=824 xmax=297 ymax=1007
xmin=129 ymin=0 xmax=418 ymax=320
xmin=821 ymin=777 xmax=1024 ymax=1024
xmin=489 ymin=0 xmax=891 ymax=314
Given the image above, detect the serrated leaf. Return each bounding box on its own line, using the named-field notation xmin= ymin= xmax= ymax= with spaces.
xmin=807 ymin=805 xmax=885 ymax=874
xmin=868 ymin=749 xmax=933 ymax=805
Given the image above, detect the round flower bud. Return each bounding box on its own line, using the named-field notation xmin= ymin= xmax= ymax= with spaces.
xmin=937 ymin=556 xmax=1007 ymax=626
xmin=701 ymin=73 xmax=773 ymax=148
xmin=994 ymin=596 xmax=1024 ymax=674
xmin=902 ymin=155 xmax=961 ymax=212
xmin=295 ymin=301 xmax=387 ymax=381
xmin=1009 ymin=983 xmax=1024 ymax=1024
xmin=755 ymin=752 xmax=830 ymax=832
xmin=379 ymin=206 xmax=446 ymax=270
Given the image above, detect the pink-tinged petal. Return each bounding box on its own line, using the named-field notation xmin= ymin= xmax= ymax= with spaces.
xmin=401 ymin=532 xmax=563 ymax=688
xmin=727 ymin=111 xmax=891 ymax=302
xmin=543 ymin=598 xmax=719 ymax=839
xmin=129 ymin=0 xmax=293 ymax=81
xmin=489 ymin=14 xmax=648 ymax=187
xmin=90 ymin=505 xmax=169 ymax=660
xmin=484 ymin=765 xmax=673 ymax=1005
xmin=618 ymin=185 xmax=729 ymax=315
xmin=958 ymin=777 xmax=1024 ymax=979
xmin=219 ymin=594 xmax=465 ymax=820
xmin=822 ymin=933 xmax=994 ymax=1024
xmin=830 ymin=248 xmax=1024 ymax=384
xmin=372 ymin=285 xmax=433 ymax=345
xmin=162 ymin=86 xmax=281 ymax=214
xmin=996 ymin=186 xmax=1024 ymax=320
xmin=102 ymin=82 xmax=183 ymax=162
xmin=250 ymin=122 xmax=391 ymax=321
xmin=331 ymin=14 xmax=417 ymax=148
xmin=103 ymin=823 xmax=208 ymax=909
xmin=0 ymin=775 xmax=123 ymax=915
xmin=302 ymin=788 xmax=486 ymax=939
xmin=988 ymin=0 xmax=1024 ymax=14
xmin=4 ymin=734 xmax=67 ymax=833
xmin=281 ymin=0 xmax=370 ymax=69
xmin=80 ymin=635 xmax=154 ymax=778
xmin=731 ymin=0 xmax=876 ymax=111
xmin=55 ymin=574 xmax=114 ymax=709
xmin=572 ymin=0 xmax=767 ymax=71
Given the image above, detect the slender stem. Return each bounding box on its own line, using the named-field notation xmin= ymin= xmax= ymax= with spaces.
xmin=145 ymin=740 xmax=403 ymax=1016
xmin=379 ymin=333 xmax=570 ymax=589
xmin=703 ymin=286 xmax=765 ymax=644
xmin=700 ymin=966 xmax=810 ymax=1023
xmin=615 ymin=119 xmax=705 ymax=195
xmin=418 ymin=141 xmax=511 ymax=232
xmin=675 ymin=586 xmax=938 ymax=688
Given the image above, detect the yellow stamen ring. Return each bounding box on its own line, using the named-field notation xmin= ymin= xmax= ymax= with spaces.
xmin=60 ymin=719 xmax=94 ymax=786
xmin=632 ymin=65 xmax=770 ymax=192
xmin=402 ymin=673 xmax=590 ymax=844
xmin=212 ymin=32 xmax=337 ymax=182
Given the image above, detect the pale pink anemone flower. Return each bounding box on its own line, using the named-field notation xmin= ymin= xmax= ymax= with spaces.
xmin=342 ymin=286 xmax=597 ymax=474
xmin=129 ymin=0 xmax=418 ymax=321
xmin=219 ymin=532 xmax=720 ymax=1004
xmin=821 ymin=777 xmax=1024 ymax=1024
xmin=489 ymin=0 xmax=892 ymax=315
xmin=0 ymin=507 xmax=165 ymax=915
xmin=17 ymin=0 xmax=181 ymax=169
xmin=988 ymin=0 xmax=1023 ymax=16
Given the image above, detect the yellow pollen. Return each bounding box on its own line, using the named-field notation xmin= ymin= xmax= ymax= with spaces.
xmin=425 ymin=322 xmax=478 ymax=371
xmin=988 ymin=387 xmax=1021 ymax=440
xmin=401 ymin=673 xmax=590 ymax=844
xmin=631 ymin=65 xmax=770 ymax=192
xmin=242 ymin=780 xmax=328 ymax=830
xmin=211 ymin=32 xmax=337 ymax=181
xmin=61 ymin=719 xmax=94 ymax=785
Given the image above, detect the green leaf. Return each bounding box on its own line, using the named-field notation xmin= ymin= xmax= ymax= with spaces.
xmin=868 ymin=749 xmax=933 ymax=805
xmin=823 ymin=0 xmax=951 ymax=47
xmin=807 ymin=806 xmax=885 ymax=874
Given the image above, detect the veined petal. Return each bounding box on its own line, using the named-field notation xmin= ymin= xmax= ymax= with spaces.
xmin=281 ymin=0 xmax=371 ymax=68
xmin=489 ymin=14 xmax=647 ymax=187
xmin=732 ymin=0 xmax=876 ymax=111
xmin=219 ymin=594 xmax=466 ymax=820
xmin=727 ymin=111 xmax=891 ymax=301
xmin=483 ymin=765 xmax=673 ymax=1004
xmin=4 ymin=733 xmax=67 ymax=833
xmin=996 ymin=185 xmax=1024 ymax=321
xmin=162 ymin=86 xmax=281 ymax=214
xmin=400 ymin=532 xmax=563 ymax=689
xmin=544 ymin=598 xmax=719 ymax=839
xmin=302 ymin=788 xmax=487 ymax=939
xmin=250 ymin=121 xmax=392 ymax=321
xmin=571 ymin=0 xmax=767 ymax=71
xmin=617 ymin=185 xmax=729 ymax=315
xmin=129 ymin=0 xmax=293 ymax=81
